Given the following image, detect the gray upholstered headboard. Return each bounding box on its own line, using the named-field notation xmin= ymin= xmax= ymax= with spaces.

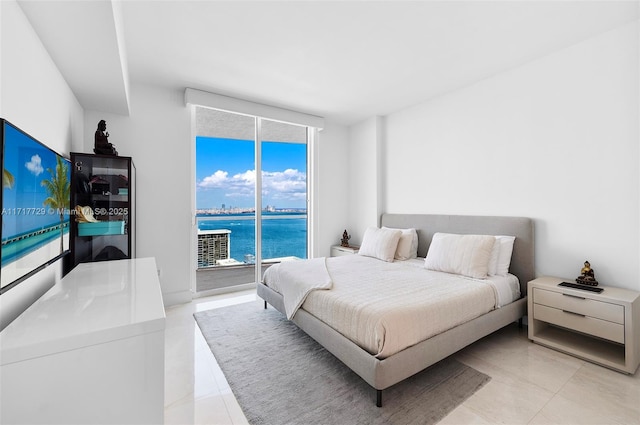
xmin=380 ymin=214 xmax=535 ymax=296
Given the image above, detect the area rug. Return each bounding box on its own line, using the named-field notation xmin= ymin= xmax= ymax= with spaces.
xmin=194 ymin=301 xmax=490 ymax=425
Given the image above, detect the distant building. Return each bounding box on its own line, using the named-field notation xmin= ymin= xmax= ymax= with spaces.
xmin=197 ymin=229 xmax=231 ymax=267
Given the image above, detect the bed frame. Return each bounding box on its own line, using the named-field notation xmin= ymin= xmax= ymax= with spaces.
xmin=257 ymin=213 xmax=535 ymax=407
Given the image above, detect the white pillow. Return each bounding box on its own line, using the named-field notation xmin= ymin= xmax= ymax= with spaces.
xmin=488 ymin=235 xmax=516 ymax=276
xmin=424 ymin=233 xmax=496 ymax=279
xmin=358 ymin=227 xmax=402 ymax=262
xmin=382 ymin=227 xmax=418 ymax=260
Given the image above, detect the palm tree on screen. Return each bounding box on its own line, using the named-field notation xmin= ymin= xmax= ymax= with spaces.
xmin=41 ymin=156 xmax=70 ymax=253
xmin=2 ymin=168 xmax=14 ymax=188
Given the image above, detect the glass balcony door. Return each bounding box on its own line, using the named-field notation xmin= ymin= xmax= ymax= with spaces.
xmin=194 ymin=108 xmax=308 ymax=294
xmin=258 ymin=119 xmax=308 ymax=281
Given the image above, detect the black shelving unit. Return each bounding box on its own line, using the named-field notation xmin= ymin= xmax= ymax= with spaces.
xmin=65 ymin=153 xmax=135 ymax=273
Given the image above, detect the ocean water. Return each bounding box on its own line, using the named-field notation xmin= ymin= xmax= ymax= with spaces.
xmin=197 ymin=213 xmax=307 ymax=262
xmin=1 ymin=225 xmax=68 ymax=264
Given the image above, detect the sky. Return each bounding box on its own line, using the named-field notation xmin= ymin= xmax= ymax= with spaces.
xmin=3 ymin=123 xmax=70 ymax=236
xmin=196 ymin=137 xmax=307 ymax=210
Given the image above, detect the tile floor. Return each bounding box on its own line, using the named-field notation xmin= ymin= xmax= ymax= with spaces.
xmin=164 ymin=290 xmax=640 ymax=424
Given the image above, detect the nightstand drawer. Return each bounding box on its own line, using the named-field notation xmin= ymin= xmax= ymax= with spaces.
xmin=534 ymin=304 xmax=624 ymax=344
xmin=533 ymin=288 xmax=624 ymax=324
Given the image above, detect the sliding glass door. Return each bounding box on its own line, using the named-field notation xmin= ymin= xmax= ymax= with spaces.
xmin=194 ymin=108 xmax=308 ymax=293
xmin=258 ymin=119 xmax=308 ymax=275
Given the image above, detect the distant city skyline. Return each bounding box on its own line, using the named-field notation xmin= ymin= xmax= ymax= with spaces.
xmin=195 ymin=205 xmax=307 ymax=216
xmin=196 ymin=137 xmax=307 ymax=209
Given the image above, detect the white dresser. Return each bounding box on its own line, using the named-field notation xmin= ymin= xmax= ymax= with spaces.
xmin=0 ymin=258 xmax=166 ymax=424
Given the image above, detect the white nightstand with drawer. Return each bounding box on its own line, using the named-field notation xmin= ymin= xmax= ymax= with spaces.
xmin=528 ymin=276 xmax=640 ymax=374
xmin=330 ymin=245 xmax=359 ymax=257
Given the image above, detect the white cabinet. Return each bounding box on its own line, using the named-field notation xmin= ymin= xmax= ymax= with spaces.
xmin=0 ymin=258 xmax=166 ymax=424
xmin=528 ymin=276 xmax=640 ymax=374
xmin=330 ymin=245 xmax=359 ymax=257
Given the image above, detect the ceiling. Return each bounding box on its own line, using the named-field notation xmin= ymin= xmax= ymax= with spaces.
xmin=17 ymin=0 xmax=639 ymax=125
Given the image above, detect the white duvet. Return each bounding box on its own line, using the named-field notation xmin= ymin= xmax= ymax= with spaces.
xmin=262 ymin=255 xmax=520 ymax=359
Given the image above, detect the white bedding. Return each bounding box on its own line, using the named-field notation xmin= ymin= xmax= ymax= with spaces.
xmin=270 ymin=257 xmax=333 ymax=319
xmin=262 ymin=255 xmax=520 ymax=359
xmin=402 ymin=258 xmax=520 ymax=307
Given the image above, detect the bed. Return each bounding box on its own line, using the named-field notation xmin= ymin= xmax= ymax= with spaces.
xmin=257 ymin=213 xmax=534 ymax=406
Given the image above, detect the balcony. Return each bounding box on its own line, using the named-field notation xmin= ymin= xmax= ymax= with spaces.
xmin=196 ymin=256 xmax=301 ymax=293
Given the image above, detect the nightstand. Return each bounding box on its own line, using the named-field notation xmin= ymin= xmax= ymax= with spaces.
xmin=330 ymin=245 xmax=359 ymax=257
xmin=528 ymin=276 xmax=640 ymax=374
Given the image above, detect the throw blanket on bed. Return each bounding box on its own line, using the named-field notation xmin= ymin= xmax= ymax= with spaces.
xmin=263 ymin=255 xmax=506 ymax=358
xmin=268 ymin=257 xmax=333 ymax=319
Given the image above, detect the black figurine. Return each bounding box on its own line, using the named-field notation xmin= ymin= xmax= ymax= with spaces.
xmin=340 ymin=230 xmax=351 ymax=247
xmin=94 ymin=120 xmax=118 ymax=155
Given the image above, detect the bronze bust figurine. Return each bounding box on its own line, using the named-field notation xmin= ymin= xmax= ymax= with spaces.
xmin=94 ymin=120 xmax=118 ymax=155
xmin=576 ymin=260 xmax=599 ymax=286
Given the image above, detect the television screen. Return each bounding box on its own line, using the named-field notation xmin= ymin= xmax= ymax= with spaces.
xmin=1 ymin=119 xmax=71 ymax=293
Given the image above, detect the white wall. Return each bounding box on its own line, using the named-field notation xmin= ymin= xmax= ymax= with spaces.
xmin=84 ymin=84 xmax=192 ymax=305
xmin=0 ymin=0 xmax=84 ymax=329
xmin=85 ymin=85 xmax=349 ymax=304
xmin=316 ymin=122 xmax=350 ymax=255
xmin=378 ymin=21 xmax=639 ymax=290
xmin=346 ymin=117 xmax=382 ymax=244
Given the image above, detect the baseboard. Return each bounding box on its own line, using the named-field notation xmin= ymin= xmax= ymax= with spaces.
xmin=162 ymin=290 xmax=192 ymax=307
xmin=193 ymin=282 xmax=256 ymax=299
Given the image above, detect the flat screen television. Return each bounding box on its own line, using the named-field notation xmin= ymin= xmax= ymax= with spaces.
xmin=1 ymin=118 xmax=71 ymax=294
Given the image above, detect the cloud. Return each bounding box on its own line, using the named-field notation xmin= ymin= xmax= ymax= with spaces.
xmin=25 ymin=155 xmax=44 ymax=176
xmin=225 ymin=187 xmax=254 ymax=198
xmin=198 ymin=168 xmax=306 ymax=202
xmin=198 ymin=170 xmax=228 ymax=188
xmin=233 ymin=170 xmax=256 ymax=187
xmin=263 ymin=169 xmax=306 ymax=194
